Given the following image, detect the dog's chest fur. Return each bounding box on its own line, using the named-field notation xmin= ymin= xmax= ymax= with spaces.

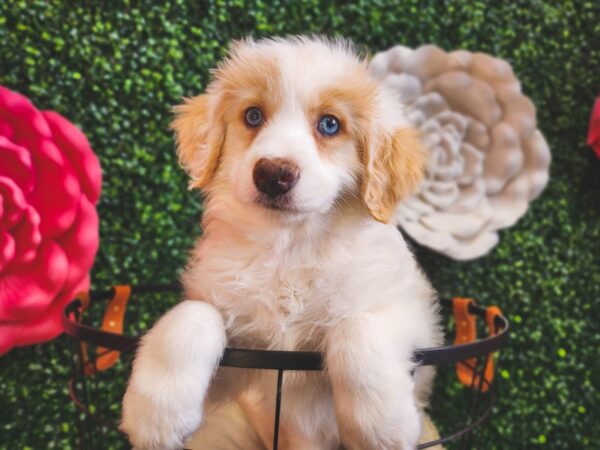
xmin=185 ymin=226 xmax=354 ymax=351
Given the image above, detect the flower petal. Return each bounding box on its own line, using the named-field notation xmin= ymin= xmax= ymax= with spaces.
xmin=464 ymin=120 xmax=490 ymax=149
xmin=458 ymin=143 xmax=484 ymax=185
xmin=450 ymin=232 xmax=499 ymax=261
xmin=487 ymin=175 xmax=531 ymax=230
xmin=0 ymin=86 xmax=52 ymax=147
xmin=44 ymin=111 xmax=102 ymax=204
xmin=383 ymin=73 xmax=423 ymax=104
xmin=0 ymin=117 xmax=13 ymax=140
xmin=484 ymin=122 xmax=523 ymax=195
xmin=411 ymin=92 xmax=448 ymax=118
xmin=447 ymin=50 xmax=473 ymax=70
xmin=420 ymin=179 xmax=459 ymax=209
xmin=425 ymin=72 xmax=502 ymax=127
xmin=447 ymin=179 xmax=486 ymax=213
xmin=405 ymin=45 xmax=451 ymax=79
xmin=0 ymin=322 xmax=18 ymax=355
xmin=0 ymin=136 xmax=35 ymax=197
xmin=0 ymin=231 xmax=15 ymax=271
xmin=421 ymin=200 xmax=493 ymax=239
xmin=522 ymin=130 xmax=551 ymax=200
xmin=28 ymin=139 xmax=80 ymax=238
xmin=396 ymin=203 xmax=421 ymax=222
xmin=398 ymin=218 xmax=457 ymax=255
xmin=370 ymin=45 xmax=413 ymax=77
xmin=56 ymin=196 xmax=99 ymax=289
xmin=0 ymin=275 xmax=90 ymax=355
xmin=395 ymin=194 xmax=435 ymax=221
xmin=0 ymin=240 xmax=68 ymax=321
xmin=469 ymin=53 xmax=517 ymax=88
xmin=588 ymin=97 xmax=600 ymax=146
xmin=9 ymin=206 xmax=41 ymax=269
xmin=0 ymin=176 xmax=27 ymax=228
xmin=496 ymin=85 xmax=537 ymax=138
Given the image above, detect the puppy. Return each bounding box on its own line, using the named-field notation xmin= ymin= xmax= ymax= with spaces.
xmin=121 ymin=36 xmax=442 ymax=450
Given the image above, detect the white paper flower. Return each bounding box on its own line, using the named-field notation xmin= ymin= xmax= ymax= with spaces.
xmin=370 ymin=45 xmax=551 ymax=260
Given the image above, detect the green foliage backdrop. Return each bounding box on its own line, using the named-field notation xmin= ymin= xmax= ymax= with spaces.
xmin=1 ymin=1 xmax=599 ymax=449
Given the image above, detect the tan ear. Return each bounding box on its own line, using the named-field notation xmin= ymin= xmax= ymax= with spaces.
xmin=171 ymin=94 xmax=225 ymax=189
xmin=361 ymin=128 xmax=426 ymax=223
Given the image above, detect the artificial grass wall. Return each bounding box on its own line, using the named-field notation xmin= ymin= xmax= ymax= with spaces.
xmin=1 ymin=1 xmax=599 ymax=449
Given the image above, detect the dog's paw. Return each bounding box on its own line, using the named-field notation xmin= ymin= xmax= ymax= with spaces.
xmin=337 ymin=404 xmax=422 ymax=450
xmin=121 ymin=380 xmax=202 ymax=450
xmin=120 ymin=301 xmax=227 ymax=450
xmin=332 ymin=365 xmax=423 ymax=450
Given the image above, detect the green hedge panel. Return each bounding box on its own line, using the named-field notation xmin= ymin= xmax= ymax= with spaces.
xmin=1 ymin=1 xmax=598 ymax=449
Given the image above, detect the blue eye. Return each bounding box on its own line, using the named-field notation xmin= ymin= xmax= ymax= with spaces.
xmin=317 ymin=115 xmax=340 ymax=136
xmin=245 ymin=107 xmax=264 ymax=127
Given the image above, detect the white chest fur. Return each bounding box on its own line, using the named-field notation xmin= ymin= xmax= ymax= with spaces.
xmin=181 ymin=214 xmax=436 ymax=354
xmin=183 ymin=227 xmax=352 ymax=351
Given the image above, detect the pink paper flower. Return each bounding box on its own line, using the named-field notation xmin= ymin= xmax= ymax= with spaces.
xmin=0 ymin=86 xmax=101 ymax=354
xmin=588 ymin=96 xmax=600 ymax=158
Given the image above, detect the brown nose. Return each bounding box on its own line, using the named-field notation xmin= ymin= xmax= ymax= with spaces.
xmin=253 ymin=157 xmax=300 ymax=198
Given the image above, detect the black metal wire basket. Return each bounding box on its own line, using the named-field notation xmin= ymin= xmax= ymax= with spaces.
xmin=62 ymin=284 xmax=509 ymax=450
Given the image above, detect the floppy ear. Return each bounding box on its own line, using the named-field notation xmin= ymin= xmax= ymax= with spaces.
xmin=171 ymin=94 xmax=225 ymax=189
xmin=361 ymin=127 xmax=426 ymax=223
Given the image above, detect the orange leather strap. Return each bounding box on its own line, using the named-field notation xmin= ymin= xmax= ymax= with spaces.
xmin=84 ymin=285 xmax=132 ymax=376
xmin=76 ymin=291 xmax=91 ymax=312
xmin=453 ymin=298 xmax=502 ymax=392
xmin=482 ymin=305 xmax=503 ymax=388
xmin=453 ymin=297 xmax=479 ymax=389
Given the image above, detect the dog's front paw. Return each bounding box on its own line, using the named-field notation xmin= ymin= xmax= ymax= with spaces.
xmin=336 ymin=399 xmax=422 ymax=450
xmin=120 ymin=301 xmax=227 ymax=450
xmin=121 ymin=379 xmax=203 ymax=450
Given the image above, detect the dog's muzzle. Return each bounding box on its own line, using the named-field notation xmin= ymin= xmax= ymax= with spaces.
xmin=252 ymin=157 xmax=300 ymax=198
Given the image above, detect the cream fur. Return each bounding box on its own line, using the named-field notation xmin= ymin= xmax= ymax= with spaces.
xmin=121 ymin=36 xmax=442 ymax=450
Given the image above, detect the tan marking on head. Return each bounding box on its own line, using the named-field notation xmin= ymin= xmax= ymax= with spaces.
xmin=171 ymin=41 xmax=283 ymax=190
xmin=171 ymin=94 xmax=226 ymax=189
xmin=309 ymin=64 xmax=378 ymax=153
xmin=360 ymin=127 xmax=426 ymax=223
xmin=214 ymin=41 xmax=283 ymax=123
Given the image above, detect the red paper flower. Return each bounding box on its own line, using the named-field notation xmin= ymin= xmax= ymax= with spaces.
xmin=588 ymin=96 xmax=600 ymax=158
xmin=0 ymin=86 xmax=101 ymax=354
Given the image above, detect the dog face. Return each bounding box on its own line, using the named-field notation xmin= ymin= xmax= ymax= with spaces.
xmin=172 ymin=37 xmax=425 ymax=223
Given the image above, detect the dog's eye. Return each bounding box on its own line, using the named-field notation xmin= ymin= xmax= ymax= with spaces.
xmin=245 ymin=107 xmax=264 ymax=128
xmin=317 ymin=115 xmax=340 ymax=136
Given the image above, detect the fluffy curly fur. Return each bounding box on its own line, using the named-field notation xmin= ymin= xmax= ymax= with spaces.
xmin=121 ymin=36 xmax=442 ymax=450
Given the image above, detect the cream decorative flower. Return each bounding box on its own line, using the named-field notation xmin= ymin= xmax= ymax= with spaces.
xmin=370 ymin=45 xmax=551 ymax=260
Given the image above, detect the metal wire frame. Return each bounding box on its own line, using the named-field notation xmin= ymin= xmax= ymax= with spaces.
xmin=63 ymin=284 xmax=509 ymax=450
